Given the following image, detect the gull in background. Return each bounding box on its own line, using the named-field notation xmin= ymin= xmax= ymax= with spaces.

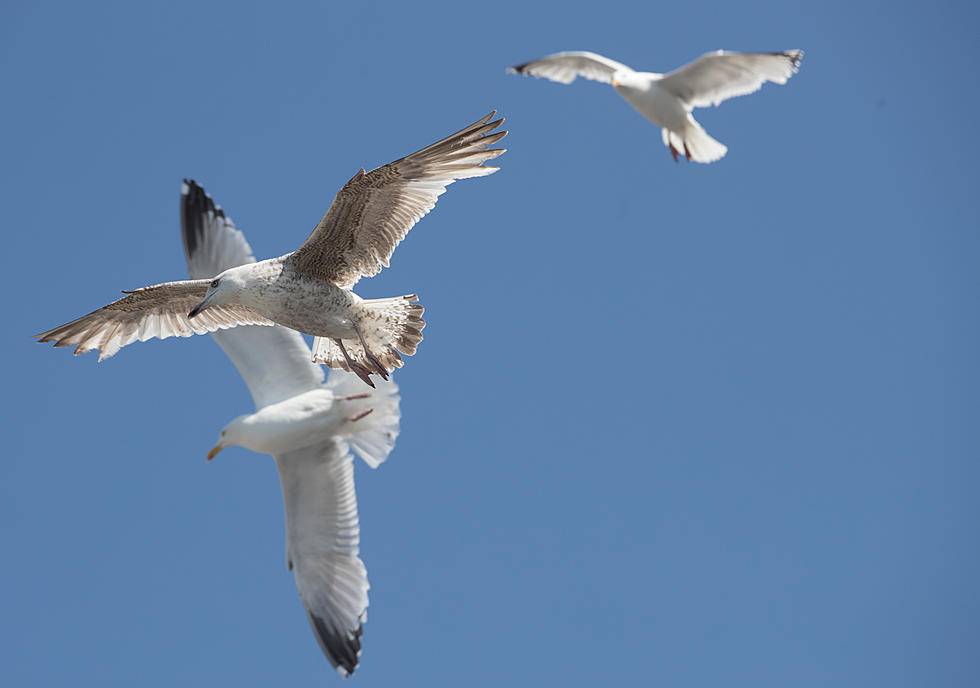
xmin=37 ymin=112 xmax=507 ymax=386
xmin=508 ymin=50 xmax=801 ymax=163
xmin=183 ymin=179 xmax=400 ymax=677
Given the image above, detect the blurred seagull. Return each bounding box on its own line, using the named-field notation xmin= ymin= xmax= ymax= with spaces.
xmin=36 ymin=112 xmax=507 ymax=385
xmin=183 ymin=179 xmax=400 ymax=677
xmin=508 ymin=50 xmax=801 ymax=163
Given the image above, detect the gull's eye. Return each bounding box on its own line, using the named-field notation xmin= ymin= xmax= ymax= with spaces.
xmin=210 ymin=279 xmax=219 ymax=288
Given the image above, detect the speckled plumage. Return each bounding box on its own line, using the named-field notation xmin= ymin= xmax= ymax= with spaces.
xmin=36 ymin=113 xmax=505 ymax=383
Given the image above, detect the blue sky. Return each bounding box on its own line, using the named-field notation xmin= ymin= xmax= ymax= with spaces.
xmin=3 ymin=0 xmax=978 ymax=685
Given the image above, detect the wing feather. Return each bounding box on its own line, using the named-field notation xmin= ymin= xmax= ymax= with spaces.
xmin=275 ymin=441 xmax=367 ymax=677
xmin=658 ymin=50 xmax=803 ymax=108
xmin=507 ymin=50 xmax=634 ymax=84
xmin=289 ymin=112 xmax=507 ymax=289
xmin=35 ymin=280 xmax=274 ymax=361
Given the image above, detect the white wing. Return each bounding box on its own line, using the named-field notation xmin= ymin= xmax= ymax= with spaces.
xmin=507 ymin=51 xmax=635 ymax=84
xmin=181 ymin=179 xmax=324 ymax=409
xmin=658 ymin=50 xmax=803 ymax=108
xmin=275 ymin=440 xmax=367 ymax=678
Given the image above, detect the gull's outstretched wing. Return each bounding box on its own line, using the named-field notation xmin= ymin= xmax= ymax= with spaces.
xmin=275 ymin=440 xmax=368 ymax=678
xmin=35 ymin=280 xmax=273 ymax=361
xmin=290 ymin=112 xmax=507 ymax=289
xmin=658 ymin=50 xmax=803 ymax=108
xmin=181 ymin=179 xmax=324 ymax=408
xmin=507 ymin=51 xmax=634 ymax=84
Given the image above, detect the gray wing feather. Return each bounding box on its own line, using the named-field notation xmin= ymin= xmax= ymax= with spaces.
xmin=275 ymin=441 xmax=367 ymax=678
xmin=658 ymin=50 xmax=803 ymax=108
xmin=507 ymin=51 xmax=634 ymax=84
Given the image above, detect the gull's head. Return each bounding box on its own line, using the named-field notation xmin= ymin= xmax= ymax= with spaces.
xmin=207 ymin=416 xmax=246 ymax=461
xmin=611 ymin=70 xmax=635 ymax=89
xmin=188 ymin=267 xmax=241 ymax=318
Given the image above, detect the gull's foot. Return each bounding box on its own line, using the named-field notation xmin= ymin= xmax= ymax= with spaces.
xmin=346 ymin=408 xmax=374 ymax=423
xmin=336 ymin=338 xmax=376 ymax=388
xmin=669 ymin=141 xmax=680 ymax=163
xmin=337 ymin=392 xmax=371 ymax=401
xmin=352 ymin=321 xmax=390 ymax=380
xmin=350 ymin=361 xmax=377 ymax=388
xmin=683 ymin=141 xmax=692 ymax=161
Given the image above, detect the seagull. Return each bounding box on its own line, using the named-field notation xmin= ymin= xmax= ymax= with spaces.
xmin=36 ymin=112 xmax=507 ymax=386
xmin=183 ymin=179 xmax=400 ymax=677
xmin=508 ymin=50 xmax=801 ymax=163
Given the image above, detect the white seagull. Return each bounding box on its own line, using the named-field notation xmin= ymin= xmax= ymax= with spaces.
xmin=183 ymin=179 xmax=400 ymax=677
xmin=36 ymin=112 xmax=507 ymax=386
xmin=508 ymin=50 xmax=801 ymax=163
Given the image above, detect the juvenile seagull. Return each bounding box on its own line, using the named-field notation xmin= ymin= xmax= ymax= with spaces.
xmin=183 ymin=179 xmax=400 ymax=677
xmin=36 ymin=112 xmax=507 ymax=386
xmin=508 ymin=50 xmax=801 ymax=163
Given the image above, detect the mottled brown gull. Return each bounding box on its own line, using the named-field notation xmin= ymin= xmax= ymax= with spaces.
xmin=183 ymin=179 xmax=399 ymax=677
xmin=508 ymin=50 xmax=801 ymax=163
xmin=36 ymin=112 xmax=507 ymax=386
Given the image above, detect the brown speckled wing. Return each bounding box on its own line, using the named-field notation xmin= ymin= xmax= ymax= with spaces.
xmin=290 ymin=112 xmax=507 ymax=289
xmin=35 ymin=279 xmax=274 ymax=361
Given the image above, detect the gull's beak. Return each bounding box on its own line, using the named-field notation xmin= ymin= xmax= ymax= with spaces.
xmin=207 ymin=444 xmax=224 ymax=461
xmin=612 ymin=78 xmax=621 ymax=87
xmin=188 ymin=292 xmax=214 ymax=319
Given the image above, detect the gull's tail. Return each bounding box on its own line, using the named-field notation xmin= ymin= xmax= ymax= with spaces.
xmin=327 ymin=371 xmax=401 ymax=469
xmin=662 ymin=116 xmax=728 ymax=164
xmin=312 ymin=295 xmax=425 ymax=379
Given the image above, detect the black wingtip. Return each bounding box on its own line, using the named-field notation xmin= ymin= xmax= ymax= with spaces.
xmin=307 ymin=611 xmax=363 ymax=678
xmin=180 ymin=178 xmax=224 ymax=261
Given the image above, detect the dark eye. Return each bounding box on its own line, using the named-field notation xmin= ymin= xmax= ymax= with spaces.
xmin=210 ymin=279 xmax=219 ymax=288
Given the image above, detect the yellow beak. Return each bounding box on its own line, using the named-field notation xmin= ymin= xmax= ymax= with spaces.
xmin=612 ymin=78 xmax=621 ymax=87
xmin=207 ymin=444 xmax=224 ymax=461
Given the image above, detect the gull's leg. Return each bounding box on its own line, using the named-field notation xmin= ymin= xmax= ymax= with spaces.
xmin=668 ymin=138 xmax=680 ymax=163
xmin=335 ymin=338 xmax=375 ymax=388
xmin=346 ymin=408 xmax=374 ymax=423
xmin=352 ymin=321 xmax=390 ymax=381
xmin=683 ymin=141 xmax=692 ymax=161
xmin=336 ymin=392 xmax=371 ymax=401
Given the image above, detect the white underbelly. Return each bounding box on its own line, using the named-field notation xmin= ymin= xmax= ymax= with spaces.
xmin=616 ymin=82 xmax=689 ymax=131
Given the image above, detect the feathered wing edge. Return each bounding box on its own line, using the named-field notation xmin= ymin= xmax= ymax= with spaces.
xmin=35 ymin=280 xmax=274 ymax=361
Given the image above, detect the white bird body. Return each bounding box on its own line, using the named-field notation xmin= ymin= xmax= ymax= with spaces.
xmin=509 ymin=49 xmax=802 ymax=163
xmin=178 ymin=179 xmax=401 ymax=677
xmin=220 ymin=388 xmax=364 ymax=457
xmin=613 ymin=72 xmax=687 ymax=131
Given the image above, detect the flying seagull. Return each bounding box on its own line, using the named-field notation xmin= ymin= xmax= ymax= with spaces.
xmin=508 ymin=50 xmax=801 ymax=163
xmin=183 ymin=179 xmax=400 ymax=677
xmin=36 ymin=112 xmax=507 ymax=386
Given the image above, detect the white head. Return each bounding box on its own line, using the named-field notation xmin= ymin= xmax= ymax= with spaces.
xmin=611 ymin=70 xmax=639 ymax=89
xmin=188 ymin=266 xmax=245 ymax=318
xmin=207 ymin=414 xmax=248 ymax=461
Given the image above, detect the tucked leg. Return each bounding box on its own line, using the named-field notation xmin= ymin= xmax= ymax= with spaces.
xmin=353 ymin=321 xmax=390 ymax=380
xmin=668 ymin=139 xmax=680 ymax=163
xmin=335 ymin=338 xmax=376 ymax=388
xmin=683 ymin=141 xmax=692 ymax=161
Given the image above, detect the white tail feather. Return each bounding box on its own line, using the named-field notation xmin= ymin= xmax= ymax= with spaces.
xmin=662 ymin=118 xmax=728 ymax=163
xmin=327 ymin=372 xmax=401 ymax=469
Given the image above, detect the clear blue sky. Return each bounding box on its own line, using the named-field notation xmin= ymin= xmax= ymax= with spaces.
xmin=3 ymin=1 xmax=978 ymax=685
